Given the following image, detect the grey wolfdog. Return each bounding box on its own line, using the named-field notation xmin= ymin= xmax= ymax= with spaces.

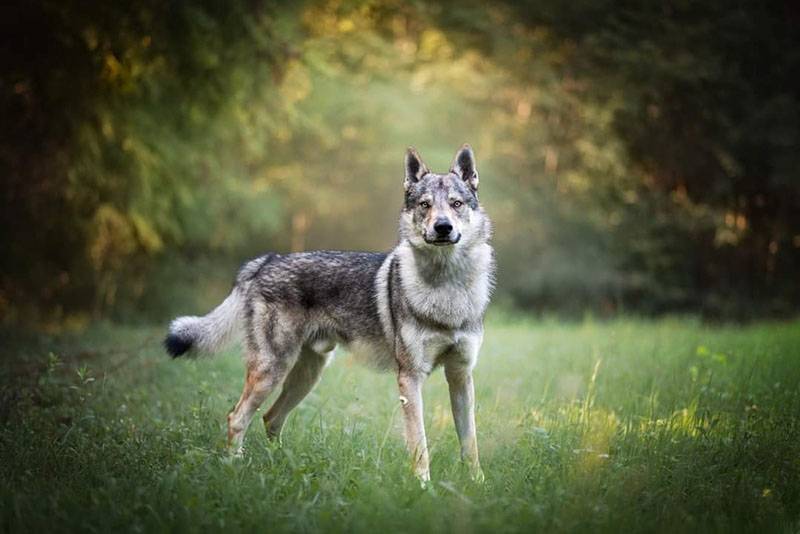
xmin=165 ymin=144 xmax=494 ymax=482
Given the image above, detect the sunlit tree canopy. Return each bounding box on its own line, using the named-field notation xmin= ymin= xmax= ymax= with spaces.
xmin=1 ymin=0 xmax=798 ymax=324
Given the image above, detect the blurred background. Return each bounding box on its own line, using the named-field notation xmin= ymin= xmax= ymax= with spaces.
xmin=2 ymin=0 xmax=799 ymax=328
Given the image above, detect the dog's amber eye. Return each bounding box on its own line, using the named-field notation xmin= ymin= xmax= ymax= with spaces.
xmin=420 ymin=201 xmax=430 ymax=209
xmin=452 ymin=200 xmax=462 ymax=208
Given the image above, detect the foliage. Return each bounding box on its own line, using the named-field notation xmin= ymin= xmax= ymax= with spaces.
xmin=1 ymin=0 xmax=798 ymax=323
xmin=511 ymin=0 xmax=800 ymax=315
xmin=1 ymin=0 xmax=293 ymax=321
xmin=2 ymin=318 xmax=800 ymax=532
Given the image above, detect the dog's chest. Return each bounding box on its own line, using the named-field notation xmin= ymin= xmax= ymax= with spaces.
xmin=401 ymin=324 xmax=482 ymax=373
xmin=398 ymin=246 xmax=493 ymax=329
xmin=406 ymin=280 xmax=487 ymax=327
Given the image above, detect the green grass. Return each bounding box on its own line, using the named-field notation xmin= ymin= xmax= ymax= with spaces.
xmin=2 ymin=315 xmax=800 ymax=533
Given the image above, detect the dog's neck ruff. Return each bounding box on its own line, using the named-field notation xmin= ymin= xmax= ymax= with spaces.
xmin=394 ymin=239 xmax=494 ymax=329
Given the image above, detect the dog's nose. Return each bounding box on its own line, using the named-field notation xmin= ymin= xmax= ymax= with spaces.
xmin=434 ymin=218 xmax=453 ymax=237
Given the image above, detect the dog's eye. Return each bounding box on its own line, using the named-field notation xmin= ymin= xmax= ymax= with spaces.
xmin=419 ymin=201 xmax=430 ymax=209
xmin=452 ymin=200 xmax=463 ymax=208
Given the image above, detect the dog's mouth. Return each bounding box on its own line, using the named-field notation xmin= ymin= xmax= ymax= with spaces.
xmin=424 ymin=234 xmax=461 ymax=246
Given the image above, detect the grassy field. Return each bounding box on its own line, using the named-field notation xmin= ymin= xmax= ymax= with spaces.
xmin=2 ymin=315 xmax=800 ymax=533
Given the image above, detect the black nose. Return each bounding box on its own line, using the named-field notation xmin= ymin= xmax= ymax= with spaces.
xmin=434 ymin=218 xmax=453 ymax=237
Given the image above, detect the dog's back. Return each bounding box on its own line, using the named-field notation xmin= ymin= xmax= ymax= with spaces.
xmin=166 ymin=250 xmax=389 ymax=360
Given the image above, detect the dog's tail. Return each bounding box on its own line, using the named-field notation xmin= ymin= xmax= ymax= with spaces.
xmin=164 ymin=287 xmax=245 ymax=358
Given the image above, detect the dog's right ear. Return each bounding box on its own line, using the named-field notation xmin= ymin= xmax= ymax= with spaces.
xmin=404 ymin=147 xmax=429 ymax=191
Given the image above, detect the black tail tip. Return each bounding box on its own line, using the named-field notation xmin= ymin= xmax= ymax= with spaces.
xmin=164 ymin=333 xmax=192 ymax=358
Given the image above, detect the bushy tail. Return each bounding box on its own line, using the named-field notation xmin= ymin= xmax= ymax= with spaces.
xmin=164 ymin=287 xmax=245 ymax=358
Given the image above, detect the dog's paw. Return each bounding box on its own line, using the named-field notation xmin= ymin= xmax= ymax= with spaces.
xmin=415 ymin=468 xmax=431 ymax=489
xmin=419 ymin=475 xmax=437 ymax=491
xmin=467 ymin=462 xmax=485 ymax=484
xmin=470 ymin=466 xmax=485 ymax=484
xmin=224 ymin=446 xmax=244 ymax=461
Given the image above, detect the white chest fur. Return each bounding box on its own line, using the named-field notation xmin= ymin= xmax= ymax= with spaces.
xmin=399 ymin=322 xmax=483 ymax=373
xmin=395 ymin=242 xmax=493 ymax=329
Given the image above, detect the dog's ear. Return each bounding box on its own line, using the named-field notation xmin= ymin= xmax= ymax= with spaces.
xmin=451 ymin=144 xmax=479 ymax=192
xmin=404 ymin=147 xmax=429 ymax=191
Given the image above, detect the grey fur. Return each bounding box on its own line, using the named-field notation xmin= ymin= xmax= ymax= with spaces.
xmin=166 ymin=144 xmax=494 ymax=482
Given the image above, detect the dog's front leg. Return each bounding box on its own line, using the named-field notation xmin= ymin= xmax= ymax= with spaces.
xmin=397 ymin=370 xmax=430 ymax=483
xmin=445 ymin=364 xmax=484 ymax=482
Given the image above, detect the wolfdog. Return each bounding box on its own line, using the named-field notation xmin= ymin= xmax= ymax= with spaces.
xmin=165 ymin=144 xmax=494 ymax=482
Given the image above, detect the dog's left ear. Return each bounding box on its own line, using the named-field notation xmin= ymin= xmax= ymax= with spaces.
xmin=451 ymin=144 xmax=479 ymax=192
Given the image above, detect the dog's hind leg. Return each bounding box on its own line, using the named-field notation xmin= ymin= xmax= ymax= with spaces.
xmin=227 ymin=305 xmax=305 ymax=454
xmin=227 ymin=353 xmax=294 ymax=455
xmin=228 ymin=323 xmax=303 ymax=454
xmin=262 ymin=344 xmax=331 ymax=440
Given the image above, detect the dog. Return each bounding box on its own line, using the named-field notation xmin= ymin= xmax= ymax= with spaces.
xmin=165 ymin=144 xmax=494 ymax=482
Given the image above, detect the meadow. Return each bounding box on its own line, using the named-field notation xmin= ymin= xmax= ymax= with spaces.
xmin=2 ymin=315 xmax=799 ymax=533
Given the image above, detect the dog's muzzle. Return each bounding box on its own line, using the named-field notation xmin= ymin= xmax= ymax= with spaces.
xmin=424 ymin=217 xmax=460 ymax=246
xmin=424 ymin=232 xmax=461 ymax=246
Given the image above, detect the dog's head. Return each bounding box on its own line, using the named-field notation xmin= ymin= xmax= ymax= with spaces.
xmin=400 ymin=144 xmax=490 ymax=250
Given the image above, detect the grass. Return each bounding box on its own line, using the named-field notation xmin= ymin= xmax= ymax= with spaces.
xmin=2 ymin=314 xmax=800 ymax=533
